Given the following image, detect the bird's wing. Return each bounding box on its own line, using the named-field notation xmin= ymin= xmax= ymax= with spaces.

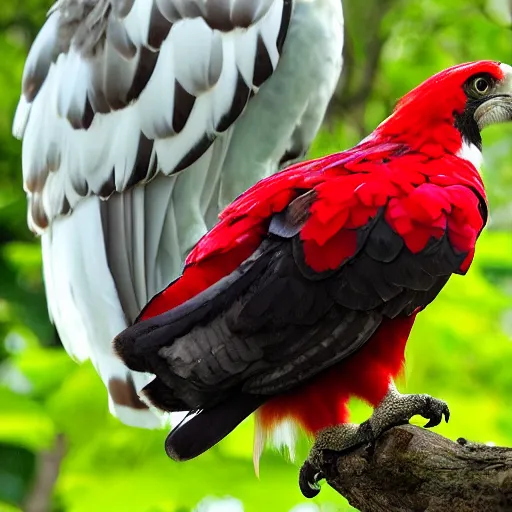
xmin=13 ymin=0 xmax=294 ymax=232
xmin=115 ymin=144 xmax=487 ymax=405
xmin=13 ymin=0 xmax=299 ymax=427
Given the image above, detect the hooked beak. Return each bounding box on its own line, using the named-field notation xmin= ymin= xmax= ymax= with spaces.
xmin=474 ymin=63 xmax=512 ymax=130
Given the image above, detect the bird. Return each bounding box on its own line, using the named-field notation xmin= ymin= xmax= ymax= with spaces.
xmin=12 ymin=0 xmax=344 ymax=428
xmin=113 ymin=60 xmax=512 ymax=493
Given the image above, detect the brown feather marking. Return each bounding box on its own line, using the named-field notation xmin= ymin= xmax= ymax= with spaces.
xmin=29 ymin=194 xmax=49 ymax=231
xmin=148 ymin=2 xmax=173 ymax=50
xmin=108 ymin=377 xmax=149 ymax=410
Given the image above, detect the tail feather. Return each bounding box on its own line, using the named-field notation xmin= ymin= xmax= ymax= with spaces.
xmin=165 ymin=394 xmax=267 ymax=461
xmin=142 ymin=378 xmax=189 ymax=412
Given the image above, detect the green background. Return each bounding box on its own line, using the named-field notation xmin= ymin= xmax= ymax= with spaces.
xmin=0 ymin=1 xmax=511 ymax=511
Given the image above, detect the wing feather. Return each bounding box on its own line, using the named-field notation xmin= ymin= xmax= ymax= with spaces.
xmin=14 ymin=0 xmax=293 ymax=232
xmin=114 ymin=147 xmax=485 ymax=412
xmin=13 ymin=0 xmax=344 ymax=427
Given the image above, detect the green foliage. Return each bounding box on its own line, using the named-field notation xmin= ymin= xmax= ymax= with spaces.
xmin=0 ymin=1 xmax=511 ymax=511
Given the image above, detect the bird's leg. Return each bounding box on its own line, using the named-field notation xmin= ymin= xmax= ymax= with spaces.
xmin=299 ymin=382 xmax=450 ymax=498
xmin=365 ymin=381 xmax=450 ymax=437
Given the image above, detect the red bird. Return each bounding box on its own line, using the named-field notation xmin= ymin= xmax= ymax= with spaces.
xmin=114 ymin=60 xmax=512 ymax=496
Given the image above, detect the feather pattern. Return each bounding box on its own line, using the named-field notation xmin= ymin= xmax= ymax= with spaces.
xmin=13 ymin=0 xmax=344 ymax=426
xmin=16 ymin=0 xmax=298 ymax=230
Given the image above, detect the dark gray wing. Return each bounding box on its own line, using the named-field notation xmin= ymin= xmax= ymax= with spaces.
xmin=115 ymin=211 xmax=464 ymax=409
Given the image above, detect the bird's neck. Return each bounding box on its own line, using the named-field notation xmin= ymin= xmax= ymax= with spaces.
xmin=373 ymin=107 xmax=476 ymax=160
xmin=355 ymin=128 xmax=487 ymax=206
xmin=456 ymin=140 xmax=483 ymax=171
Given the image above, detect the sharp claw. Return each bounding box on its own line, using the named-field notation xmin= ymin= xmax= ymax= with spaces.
xmin=299 ymin=461 xmax=324 ymax=499
xmin=423 ymin=417 xmax=440 ymax=429
xmin=314 ymin=471 xmax=323 ymax=483
xmin=422 ymin=399 xmax=450 ymax=429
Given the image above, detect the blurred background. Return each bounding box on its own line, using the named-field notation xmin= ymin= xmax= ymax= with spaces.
xmin=0 ymin=1 xmax=511 ymax=511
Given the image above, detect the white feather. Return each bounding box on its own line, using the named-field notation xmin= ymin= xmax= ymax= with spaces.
xmin=253 ymin=413 xmax=300 ymax=473
xmin=20 ymin=10 xmax=59 ymax=105
xmin=258 ymin=0 xmax=283 ymax=70
xmin=269 ymin=419 xmax=299 ymax=461
xmin=171 ymin=19 xmax=220 ymax=94
xmin=457 ymin=141 xmax=483 ymax=171
xmin=123 ymin=0 xmax=153 ymax=47
xmin=137 ymin=38 xmax=176 ymax=140
xmin=234 ymin=26 xmax=258 ymax=87
xmin=12 ymin=96 xmax=31 ymax=140
xmin=44 ymin=197 xmax=163 ymax=427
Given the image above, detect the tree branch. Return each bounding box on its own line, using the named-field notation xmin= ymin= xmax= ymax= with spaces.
xmin=318 ymin=424 xmax=512 ymax=512
xmin=24 ymin=434 xmax=66 ymax=512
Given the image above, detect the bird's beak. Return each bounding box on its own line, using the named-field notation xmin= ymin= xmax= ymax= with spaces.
xmin=474 ymin=63 xmax=512 ymax=130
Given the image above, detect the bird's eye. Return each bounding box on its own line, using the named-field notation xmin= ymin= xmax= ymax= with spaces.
xmin=472 ymin=77 xmax=490 ymax=95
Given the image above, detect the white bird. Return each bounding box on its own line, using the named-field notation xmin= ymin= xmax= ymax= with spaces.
xmin=12 ymin=0 xmax=344 ymax=428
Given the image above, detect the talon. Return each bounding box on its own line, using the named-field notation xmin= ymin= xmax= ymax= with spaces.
xmin=299 ymin=390 xmax=451 ymax=497
xmin=444 ymin=406 xmax=450 ymax=423
xmin=300 ymin=422 xmax=370 ymax=497
xmin=423 ymin=416 xmax=441 ymax=428
xmin=422 ymin=396 xmax=450 ymax=429
xmin=299 ymin=460 xmax=323 ymax=498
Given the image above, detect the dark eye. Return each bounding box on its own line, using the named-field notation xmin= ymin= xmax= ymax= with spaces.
xmin=472 ymin=76 xmax=490 ymax=95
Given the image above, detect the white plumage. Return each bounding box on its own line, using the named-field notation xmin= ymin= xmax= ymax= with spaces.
xmin=13 ymin=0 xmax=344 ymax=428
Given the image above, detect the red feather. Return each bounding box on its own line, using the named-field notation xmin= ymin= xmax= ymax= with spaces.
xmin=134 ymin=61 xmax=494 ymax=444
xmin=258 ymin=315 xmax=416 ymax=433
xmin=138 ymin=135 xmax=486 ymax=434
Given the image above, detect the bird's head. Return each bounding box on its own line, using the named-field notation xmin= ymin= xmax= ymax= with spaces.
xmin=374 ymin=60 xmax=512 ymax=159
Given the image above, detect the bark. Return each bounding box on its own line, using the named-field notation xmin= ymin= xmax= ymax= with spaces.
xmin=318 ymin=424 xmax=512 ymax=512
